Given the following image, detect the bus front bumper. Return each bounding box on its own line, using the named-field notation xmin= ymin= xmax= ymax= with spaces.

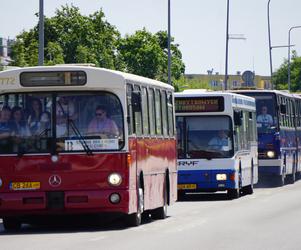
xmin=0 ymin=189 xmax=134 ymax=217
xmin=178 ymin=170 xmax=237 ymax=192
xmin=258 ymin=159 xmax=282 ymax=175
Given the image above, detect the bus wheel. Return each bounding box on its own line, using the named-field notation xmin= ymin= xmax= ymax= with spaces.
xmin=127 ymin=187 xmax=144 ymax=227
xmin=3 ymin=217 xmax=21 ymax=231
xmin=151 ymin=182 xmax=168 ymax=220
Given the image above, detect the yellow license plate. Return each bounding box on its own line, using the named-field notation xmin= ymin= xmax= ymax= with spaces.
xmin=11 ymin=182 xmax=41 ymax=190
xmin=178 ymin=184 xmax=197 ymax=190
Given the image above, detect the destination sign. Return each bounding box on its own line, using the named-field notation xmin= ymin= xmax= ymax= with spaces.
xmin=20 ymin=71 xmax=87 ymax=87
xmin=175 ymin=97 xmax=224 ymax=112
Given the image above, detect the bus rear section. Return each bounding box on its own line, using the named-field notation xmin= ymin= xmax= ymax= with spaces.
xmin=175 ymin=91 xmax=258 ymax=199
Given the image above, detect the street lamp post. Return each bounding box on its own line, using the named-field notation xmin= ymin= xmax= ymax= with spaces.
xmin=38 ymin=0 xmax=44 ymax=66
xmin=267 ymin=0 xmax=273 ymax=88
xmin=167 ymin=0 xmax=172 ymax=86
xmin=288 ymin=26 xmax=301 ymax=92
xmin=224 ymin=0 xmax=230 ymax=90
xmin=267 ymin=0 xmax=275 ymax=89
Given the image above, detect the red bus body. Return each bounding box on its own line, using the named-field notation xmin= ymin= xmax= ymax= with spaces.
xmin=0 ymin=66 xmax=177 ymax=224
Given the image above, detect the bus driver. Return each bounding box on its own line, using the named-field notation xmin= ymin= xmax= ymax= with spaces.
xmin=87 ymin=105 xmax=119 ymax=138
xmin=257 ymin=105 xmax=273 ymax=125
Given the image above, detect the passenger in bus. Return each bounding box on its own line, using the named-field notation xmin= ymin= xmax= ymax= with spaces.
xmin=208 ymin=130 xmax=230 ymax=151
xmin=257 ymin=105 xmax=273 ymax=125
xmin=87 ymin=105 xmax=119 ymax=138
xmin=27 ymin=98 xmax=43 ymax=135
xmin=0 ymin=106 xmax=14 ymax=152
xmin=56 ymin=96 xmax=77 ymax=137
xmin=11 ymin=107 xmax=30 ymax=137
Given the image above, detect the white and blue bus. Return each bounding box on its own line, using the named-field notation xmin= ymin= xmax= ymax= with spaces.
xmin=233 ymin=90 xmax=301 ymax=186
xmin=175 ymin=90 xmax=258 ymax=199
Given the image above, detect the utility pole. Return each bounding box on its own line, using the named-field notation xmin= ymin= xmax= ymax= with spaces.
xmin=38 ymin=0 xmax=44 ymax=66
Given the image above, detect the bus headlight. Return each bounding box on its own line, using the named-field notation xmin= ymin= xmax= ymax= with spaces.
xmin=267 ymin=151 xmax=275 ymax=158
xmin=108 ymin=173 xmax=122 ymax=186
xmin=216 ymin=174 xmax=227 ymax=181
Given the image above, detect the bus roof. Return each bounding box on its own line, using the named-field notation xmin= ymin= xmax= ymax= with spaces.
xmin=175 ymin=90 xmax=256 ymax=111
xmin=0 ymin=65 xmax=174 ymax=93
xmin=231 ymin=89 xmax=295 ymax=98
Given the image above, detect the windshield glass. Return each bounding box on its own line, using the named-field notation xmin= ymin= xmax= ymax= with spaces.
xmin=0 ymin=92 xmax=124 ymax=154
xmin=176 ymin=116 xmax=233 ymax=159
xmin=238 ymin=93 xmax=277 ymax=133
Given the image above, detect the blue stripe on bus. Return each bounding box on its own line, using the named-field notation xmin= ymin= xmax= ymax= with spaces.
xmin=178 ymin=169 xmax=236 ymax=190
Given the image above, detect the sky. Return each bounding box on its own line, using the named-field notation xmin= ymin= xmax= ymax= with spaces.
xmin=2 ymin=0 xmax=301 ymax=76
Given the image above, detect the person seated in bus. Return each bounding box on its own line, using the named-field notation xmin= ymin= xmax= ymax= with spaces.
xmin=39 ymin=111 xmax=51 ymax=137
xmin=27 ymin=98 xmax=43 ymax=135
xmin=0 ymin=106 xmax=14 ymax=152
xmin=56 ymin=96 xmax=77 ymax=137
xmin=208 ymin=130 xmax=230 ymax=151
xmin=257 ymin=105 xmax=273 ymax=126
xmin=11 ymin=107 xmax=30 ymax=137
xmin=87 ymin=105 xmax=119 ymax=138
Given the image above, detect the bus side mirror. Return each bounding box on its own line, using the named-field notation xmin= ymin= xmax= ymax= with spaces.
xmin=280 ymin=104 xmax=286 ymax=114
xmin=131 ymin=91 xmax=141 ymax=112
xmin=234 ymin=111 xmax=242 ymax=126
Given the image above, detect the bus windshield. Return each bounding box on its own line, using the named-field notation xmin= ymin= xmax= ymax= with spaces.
xmin=0 ymin=92 xmax=124 ymax=154
xmin=241 ymin=93 xmax=277 ymax=134
xmin=176 ymin=116 xmax=233 ymax=159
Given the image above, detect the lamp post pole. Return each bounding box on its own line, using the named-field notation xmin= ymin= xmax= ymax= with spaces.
xmin=267 ymin=0 xmax=274 ymax=89
xmin=224 ymin=0 xmax=230 ymax=90
xmin=167 ymin=0 xmax=172 ymax=86
xmin=288 ymin=26 xmax=301 ymax=92
xmin=38 ymin=0 xmax=44 ymax=66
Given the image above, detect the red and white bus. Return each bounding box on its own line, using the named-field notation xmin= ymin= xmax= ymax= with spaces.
xmin=0 ymin=65 xmax=177 ymax=230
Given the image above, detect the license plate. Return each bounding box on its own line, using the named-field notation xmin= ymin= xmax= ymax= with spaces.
xmin=10 ymin=182 xmax=41 ymax=190
xmin=178 ymin=184 xmax=197 ymax=190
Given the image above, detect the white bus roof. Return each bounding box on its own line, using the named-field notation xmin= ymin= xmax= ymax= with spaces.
xmin=231 ymin=89 xmax=295 ymax=99
xmin=0 ymin=65 xmax=174 ymax=93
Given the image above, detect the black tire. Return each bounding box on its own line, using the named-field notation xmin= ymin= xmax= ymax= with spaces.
xmin=3 ymin=217 xmax=21 ymax=231
xmin=151 ymin=181 xmax=168 ymax=220
xmin=126 ymin=187 xmax=144 ymax=227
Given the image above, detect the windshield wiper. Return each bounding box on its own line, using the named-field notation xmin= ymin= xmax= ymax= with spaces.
xmin=57 ymin=101 xmax=93 ymax=156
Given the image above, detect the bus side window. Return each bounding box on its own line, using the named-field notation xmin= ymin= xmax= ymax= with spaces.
xmin=155 ymin=89 xmax=162 ymax=135
xmin=133 ymin=85 xmax=143 ymax=136
xmin=148 ymin=88 xmax=156 ymax=136
xmin=141 ymin=87 xmax=149 ymax=135
xmin=167 ymin=92 xmax=174 ymax=137
xmin=126 ymin=84 xmax=134 ymax=135
xmin=161 ymin=90 xmax=168 ymax=137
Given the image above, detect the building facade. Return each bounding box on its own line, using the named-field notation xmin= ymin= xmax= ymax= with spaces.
xmin=185 ymin=72 xmax=272 ymax=90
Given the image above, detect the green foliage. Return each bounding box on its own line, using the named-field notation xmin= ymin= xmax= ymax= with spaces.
xmin=10 ymin=6 xmax=185 ymax=84
xmin=11 ymin=5 xmax=121 ymax=68
xmin=274 ymin=51 xmax=301 ymax=92
xmin=118 ymin=29 xmax=185 ymax=82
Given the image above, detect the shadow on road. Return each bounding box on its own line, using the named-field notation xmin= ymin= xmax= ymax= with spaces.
xmin=0 ymin=213 xmax=162 ymax=235
xmin=177 ymin=192 xmax=230 ymax=202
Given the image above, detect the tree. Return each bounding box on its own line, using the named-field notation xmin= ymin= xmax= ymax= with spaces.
xmin=118 ymin=29 xmax=185 ymax=83
xmin=11 ymin=5 xmax=121 ymax=68
xmin=273 ymin=51 xmax=301 ymax=91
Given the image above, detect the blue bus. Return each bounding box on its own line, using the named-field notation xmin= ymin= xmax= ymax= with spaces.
xmin=234 ymin=90 xmax=301 ymax=186
xmin=175 ymin=90 xmax=258 ymax=199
